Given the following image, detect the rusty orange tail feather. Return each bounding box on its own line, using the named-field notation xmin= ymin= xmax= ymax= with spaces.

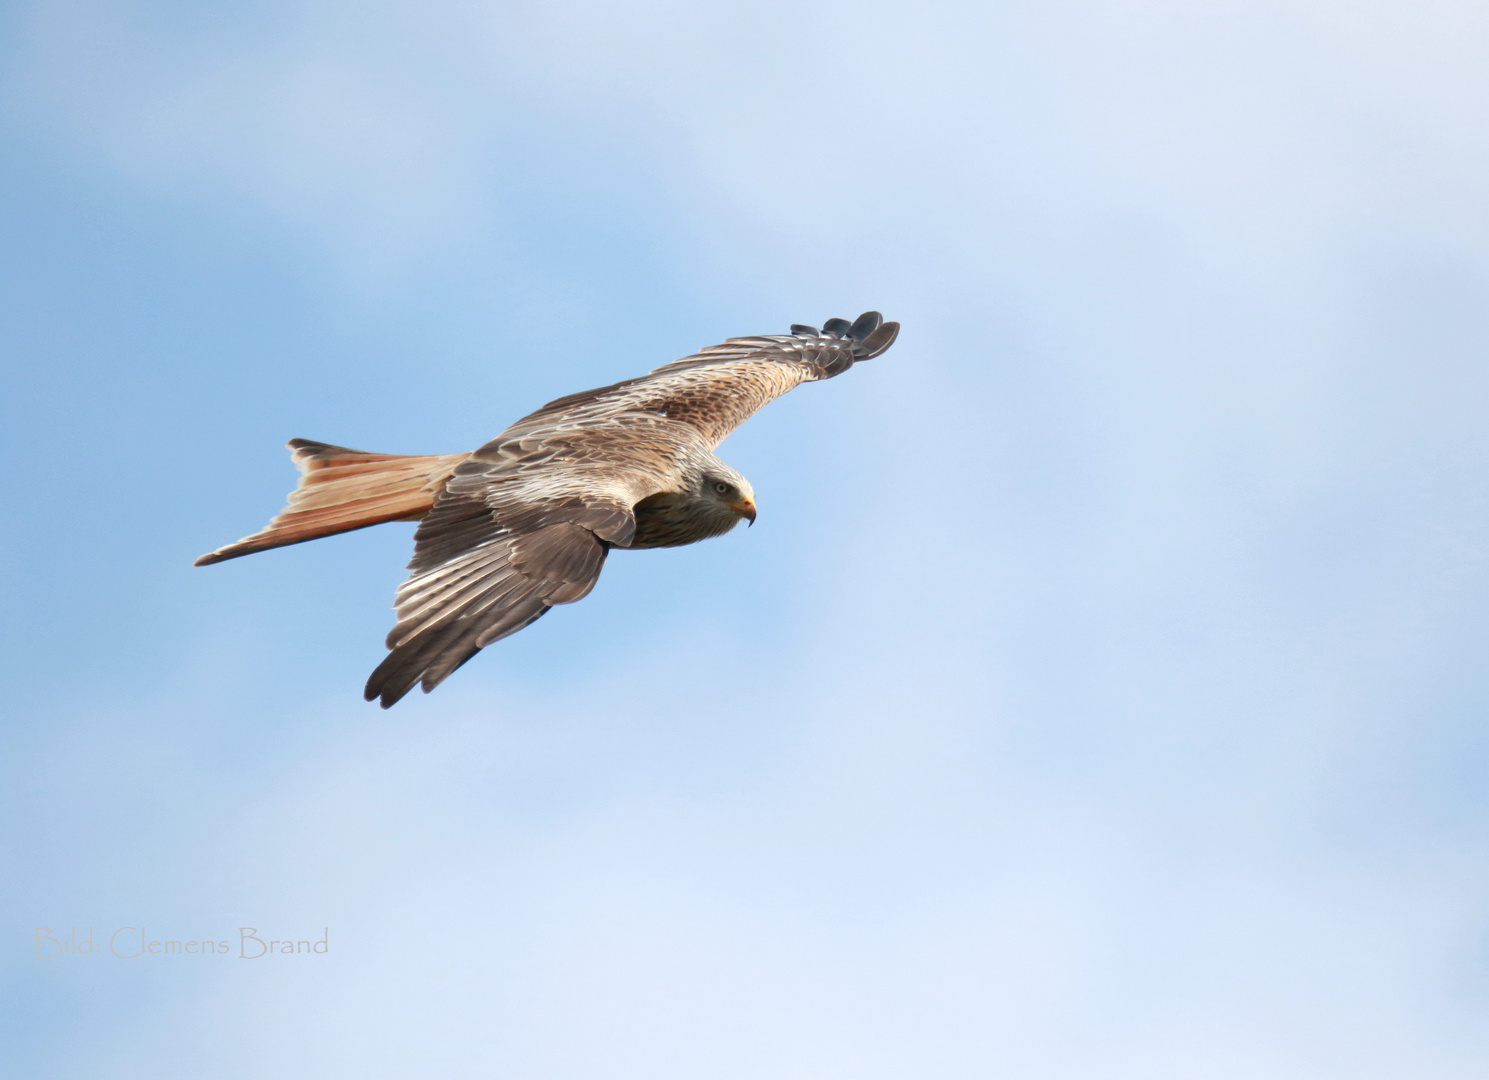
xmin=194 ymin=439 xmax=468 ymax=566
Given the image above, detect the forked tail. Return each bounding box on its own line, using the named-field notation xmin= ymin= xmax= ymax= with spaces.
xmin=194 ymin=439 xmax=467 ymax=566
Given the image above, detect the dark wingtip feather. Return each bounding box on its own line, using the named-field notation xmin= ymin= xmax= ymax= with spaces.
xmin=365 ymin=628 xmax=456 ymax=708
xmin=795 ymin=311 xmax=897 ymax=362
xmin=854 ymin=320 xmax=899 ymax=359
xmin=366 ymin=679 xmax=409 ymax=708
xmin=804 ymin=311 xmax=898 ymax=359
xmin=365 ymin=664 xmax=411 ymax=708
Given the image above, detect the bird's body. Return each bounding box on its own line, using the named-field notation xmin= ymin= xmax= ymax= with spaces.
xmin=196 ymin=312 xmax=899 ymax=706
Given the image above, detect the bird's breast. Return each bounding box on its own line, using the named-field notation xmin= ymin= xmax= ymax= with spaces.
xmin=627 ymin=493 xmax=740 ymax=549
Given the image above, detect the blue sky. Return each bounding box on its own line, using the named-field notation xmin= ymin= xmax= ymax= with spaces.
xmin=4 ymin=1 xmax=1489 ymax=1076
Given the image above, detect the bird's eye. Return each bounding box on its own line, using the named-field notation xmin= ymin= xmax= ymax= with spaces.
xmin=713 ymin=481 xmax=731 ymax=495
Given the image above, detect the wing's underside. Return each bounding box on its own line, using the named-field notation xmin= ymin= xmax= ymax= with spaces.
xmin=362 ymin=483 xmax=635 ymax=707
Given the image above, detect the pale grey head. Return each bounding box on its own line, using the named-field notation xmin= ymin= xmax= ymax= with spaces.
xmin=628 ymin=450 xmax=757 ymax=549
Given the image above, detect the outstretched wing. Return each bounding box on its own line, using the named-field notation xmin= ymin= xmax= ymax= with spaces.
xmin=512 ymin=310 xmax=899 ymax=447
xmin=363 ymin=462 xmax=639 ymax=708
xmin=365 ymin=405 xmax=698 ymax=707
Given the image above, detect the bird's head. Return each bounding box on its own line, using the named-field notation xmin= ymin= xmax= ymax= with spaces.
xmin=697 ymin=467 xmax=757 ymax=528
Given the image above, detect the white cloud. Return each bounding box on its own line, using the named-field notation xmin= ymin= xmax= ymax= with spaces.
xmin=16 ymin=1 xmax=1488 ymax=286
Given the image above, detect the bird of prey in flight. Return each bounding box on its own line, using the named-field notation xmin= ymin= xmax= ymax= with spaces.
xmin=196 ymin=311 xmax=900 ymax=706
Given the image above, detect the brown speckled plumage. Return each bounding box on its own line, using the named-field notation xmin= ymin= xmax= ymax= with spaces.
xmin=195 ymin=312 xmax=899 ymax=706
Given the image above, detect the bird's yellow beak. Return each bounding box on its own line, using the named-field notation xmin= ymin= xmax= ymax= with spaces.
xmin=727 ymin=498 xmax=757 ymax=526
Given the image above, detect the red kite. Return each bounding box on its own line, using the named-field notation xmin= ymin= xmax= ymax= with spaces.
xmin=197 ymin=312 xmax=899 ymax=706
